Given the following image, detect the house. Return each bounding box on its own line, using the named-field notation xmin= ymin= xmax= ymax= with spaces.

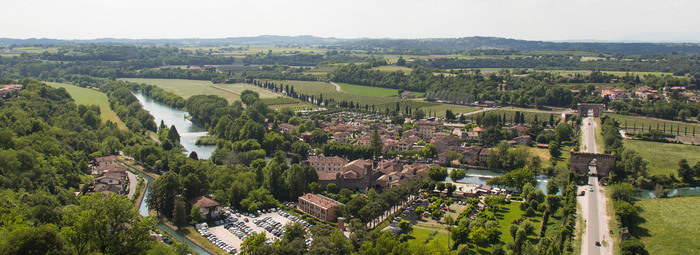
xmin=484 ymin=101 xmax=497 ymax=107
xmin=430 ymin=133 xmax=461 ymax=153
xmin=298 ymin=193 xmax=340 ymax=222
xmin=279 ymin=123 xmax=296 ymax=133
xmin=508 ymin=125 xmax=527 ymax=136
xmin=600 ymin=87 xmax=625 ymax=100
xmin=0 ymin=84 xmax=22 ymax=98
xmin=308 ymin=156 xmax=348 ymax=173
xmin=415 ymin=121 xmax=442 ymax=140
xmin=479 ymin=148 xmax=493 ymax=162
xmin=466 ymin=132 xmax=480 ymax=142
xmin=300 ymin=132 xmax=313 ymax=142
xmin=513 ymin=135 xmax=531 ymax=145
xmin=461 ymin=146 xmax=483 ymax=164
xmin=400 ymin=92 xmax=415 ymax=99
xmin=92 ymin=164 xmax=127 ymax=176
xmin=333 ymin=132 xmax=350 ymax=143
xmin=93 ymin=155 xmax=117 ymax=167
xmin=189 ymin=196 xmax=221 ymax=219
xmin=94 ymin=172 xmax=128 ymax=195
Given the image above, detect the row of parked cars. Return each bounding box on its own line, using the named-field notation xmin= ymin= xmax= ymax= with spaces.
xmin=195 ymin=223 xmax=237 ymax=254
xmin=278 ymin=211 xmax=313 ymax=228
xmin=225 ymin=221 xmax=255 ymax=240
xmin=254 ymin=217 xmax=285 ymax=237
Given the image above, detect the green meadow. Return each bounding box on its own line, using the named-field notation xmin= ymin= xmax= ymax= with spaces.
xmin=623 ymin=139 xmax=700 ymax=176
xmin=45 ymin=82 xmax=126 ymax=129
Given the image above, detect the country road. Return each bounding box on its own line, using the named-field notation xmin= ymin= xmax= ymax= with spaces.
xmin=329 ymin=82 xmax=342 ymax=92
xmin=579 ymin=116 xmax=612 ymax=255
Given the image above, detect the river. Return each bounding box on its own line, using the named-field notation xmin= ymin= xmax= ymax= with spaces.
xmin=133 ymin=92 xmax=215 ymax=159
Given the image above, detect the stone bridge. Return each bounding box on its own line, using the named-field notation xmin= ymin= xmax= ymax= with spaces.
xmin=570 ymin=152 xmax=615 ymax=177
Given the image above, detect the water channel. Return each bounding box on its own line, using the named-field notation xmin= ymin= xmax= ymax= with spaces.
xmin=133 ymin=92 xmax=215 ymax=159
xmin=121 ymin=162 xmax=211 ymax=255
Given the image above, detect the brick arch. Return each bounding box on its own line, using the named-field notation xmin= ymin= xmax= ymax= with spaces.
xmin=570 ymin=152 xmax=615 ymax=177
xmin=577 ymin=103 xmax=605 ymax=117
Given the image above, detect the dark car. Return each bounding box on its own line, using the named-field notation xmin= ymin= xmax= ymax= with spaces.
xmin=595 ymin=241 xmax=601 ymax=246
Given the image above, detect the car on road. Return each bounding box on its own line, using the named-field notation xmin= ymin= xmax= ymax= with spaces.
xmin=589 ymin=188 xmax=594 ymax=192
xmin=595 ymin=241 xmax=601 ymax=246
xmin=579 ymin=191 xmax=585 ymax=196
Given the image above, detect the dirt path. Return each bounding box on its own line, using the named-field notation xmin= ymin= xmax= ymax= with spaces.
xmin=329 ymin=82 xmax=342 ymax=92
xmin=210 ymin=85 xmax=242 ymax=95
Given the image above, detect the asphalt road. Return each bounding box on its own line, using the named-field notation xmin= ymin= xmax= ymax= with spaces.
xmin=579 ymin=116 xmax=612 ymax=255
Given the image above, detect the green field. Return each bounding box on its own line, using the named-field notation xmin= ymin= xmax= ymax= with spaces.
xmin=405 ymin=225 xmax=450 ymax=247
xmin=45 ymin=82 xmax=126 ymax=129
xmin=263 ymin=80 xmax=436 ymax=110
xmin=623 ymin=139 xmax=700 ymax=176
xmin=119 ymin=78 xmax=282 ymax=104
xmin=336 ymin=82 xmax=424 ymax=97
xmin=633 ymin=197 xmax=700 ymax=255
xmin=370 ymin=65 xmax=413 ymax=73
xmin=420 ymin=104 xmax=480 ymax=117
xmin=606 ymin=113 xmax=700 ymax=136
xmin=496 ymin=201 xmax=543 ymax=244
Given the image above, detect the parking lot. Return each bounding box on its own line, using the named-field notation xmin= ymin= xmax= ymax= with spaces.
xmin=195 ymin=208 xmax=314 ymax=254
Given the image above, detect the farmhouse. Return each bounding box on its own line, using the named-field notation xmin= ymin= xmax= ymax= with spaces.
xmin=400 ymin=92 xmax=415 ymax=99
xmin=189 ymin=196 xmax=221 ymax=219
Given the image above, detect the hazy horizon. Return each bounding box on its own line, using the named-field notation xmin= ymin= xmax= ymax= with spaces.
xmin=3 ymin=0 xmax=700 ymax=43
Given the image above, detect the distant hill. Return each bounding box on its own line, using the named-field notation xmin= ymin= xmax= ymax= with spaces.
xmin=1 ymin=36 xmax=699 ymax=55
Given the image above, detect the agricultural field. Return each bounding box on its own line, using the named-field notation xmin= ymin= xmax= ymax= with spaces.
xmin=370 ymin=65 xmax=413 ymax=73
xmin=45 ymin=82 xmax=126 ymax=129
xmin=336 ymin=82 xmax=424 ymax=97
xmin=120 ymin=78 xmax=282 ymax=104
xmin=606 ymin=113 xmax=700 ymax=137
xmin=633 ymin=197 xmax=700 ymax=255
xmin=623 ymin=139 xmax=700 ymax=176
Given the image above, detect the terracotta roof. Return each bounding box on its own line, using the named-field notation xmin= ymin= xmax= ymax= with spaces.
xmin=309 ymin=156 xmax=347 ymax=165
xmin=299 ymin=193 xmax=339 ymax=209
xmin=318 ymin=172 xmax=338 ymax=181
xmin=189 ymin=196 xmax=220 ymax=208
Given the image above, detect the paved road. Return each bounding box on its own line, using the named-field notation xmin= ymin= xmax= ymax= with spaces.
xmin=126 ymin=171 xmax=138 ymax=199
xmin=579 ymin=116 xmax=612 ymax=255
xmin=581 ymin=117 xmax=597 ymax=153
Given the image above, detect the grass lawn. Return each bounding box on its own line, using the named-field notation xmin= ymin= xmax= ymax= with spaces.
xmin=632 ymin=197 xmax=700 ymax=255
xmin=45 ymin=82 xmax=126 ymax=129
xmin=525 ymin=145 xmax=572 ymax=169
xmin=594 ymin=117 xmax=605 ymax=153
xmin=495 ymin=201 xmax=543 ymax=244
xmin=336 ymin=82 xmax=424 ymax=97
xmin=623 ymin=139 xmax=700 ymax=176
xmin=406 ymin=225 xmax=450 ymax=246
xmin=606 ymin=113 xmax=700 ymax=136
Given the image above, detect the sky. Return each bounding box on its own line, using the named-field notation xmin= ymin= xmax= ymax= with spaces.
xmin=2 ymin=0 xmax=700 ymax=42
